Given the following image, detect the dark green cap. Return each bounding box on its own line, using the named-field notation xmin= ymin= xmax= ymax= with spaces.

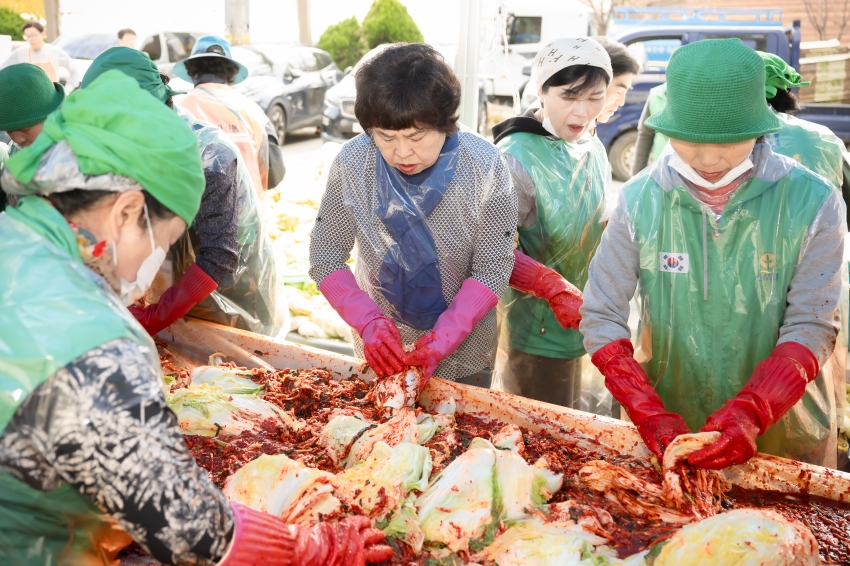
xmin=82 ymin=47 xmax=181 ymax=104
xmin=646 ymin=39 xmax=781 ymax=144
xmin=0 ymin=63 xmax=65 ymax=131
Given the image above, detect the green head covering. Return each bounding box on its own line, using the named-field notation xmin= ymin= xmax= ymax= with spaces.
xmin=81 ymin=47 xmax=181 ymax=104
xmin=0 ymin=63 xmax=65 ymax=131
xmin=757 ymin=51 xmax=811 ymax=99
xmin=5 ymin=70 xmax=203 ymax=225
xmin=645 ymin=39 xmax=781 ymax=144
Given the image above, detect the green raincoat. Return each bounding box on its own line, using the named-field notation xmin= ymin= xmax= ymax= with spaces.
xmin=582 ymin=143 xmax=847 ymax=466
xmin=497 ymin=132 xmax=608 ymax=359
xmin=765 ymin=109 xmax=844 ymax=189
xmin=0 ymin=197 xmax=155 ymax=564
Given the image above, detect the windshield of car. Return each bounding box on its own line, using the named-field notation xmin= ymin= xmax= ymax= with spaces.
xmin=53 ymin=34 xmax=118 ymax=60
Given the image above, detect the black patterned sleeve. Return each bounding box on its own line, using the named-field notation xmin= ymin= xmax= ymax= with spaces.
xmin=0 ymin=340 xmax=234 ymax=566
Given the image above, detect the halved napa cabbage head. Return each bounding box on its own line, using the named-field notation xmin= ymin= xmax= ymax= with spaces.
xmin=335 ymin=441 xmax=432 ymax=522
xmin=189 ymin=365 xmax=264 ymax=395
xmin=470 ymin=514 xmax=619 ymax=566
xmin=320 ymin=408 xmax=420 ymax=468
xmin=222 ymin=453 xmax=341 ymax=524
xmin=653 ymin=509 xmax=819 ymax=566
xmin=415 ymin=437 xmax=497 ymax=552
xmin=167 ymin=384 xmax=300 ymax=436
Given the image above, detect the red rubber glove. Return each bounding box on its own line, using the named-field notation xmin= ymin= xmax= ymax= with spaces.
xmin=688 ymin=342 xmax=819 ymax=470
xmin=221 ymin=503 xmax=394 ymax=566
xmin=509 ymin=249 xmax=582 ymax=329
xmin=403 ymin=279 xmax=498 ymax=381
xmin=361 ymin=317 xmax=407 ymax=377
xmin=128 ymin=263 xmax=217 ymax=336
xmin=591 ymin=339 xmax=690 ymax=458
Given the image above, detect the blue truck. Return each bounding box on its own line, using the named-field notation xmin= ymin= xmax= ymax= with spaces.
xmin=597 ymin=7 xmax=850 ymax=181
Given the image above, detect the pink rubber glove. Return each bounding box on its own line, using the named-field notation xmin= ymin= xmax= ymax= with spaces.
xmin=403 ymin=278 xmax=498 ymax=381
xmin=220 ymin=503 xmax=394 ymax=566
xmin=591 ymin=339 xmax=690 ymax=458
xmin=509 ymin=249 xmax=583 ymax=329
xmin=689 ymin=342 xmax=819 ymax=470
xmin=320 ymin=269 xmax=406 ymax=377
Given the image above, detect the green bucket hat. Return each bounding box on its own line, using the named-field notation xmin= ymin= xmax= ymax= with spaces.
xmin=757 ymin=51 xmax=811 ymax=99
xmin=81 ymin=47 xmax=182 ymax=104
xmin=4 ymin=70 xmax=204 ymax=225
xmin=646 ymin=39 xmax=781 ymax=144
xmin=0 ymin=63 xmax=65 ymax=131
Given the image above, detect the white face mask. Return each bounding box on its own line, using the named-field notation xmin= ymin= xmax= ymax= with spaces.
xmin=113 ymin=204 xmax=167 ymax=306
xmin=542 ymin=114 xmax=559 ymax=137
xmin=668 ymin=153 xmax=754 ymax=189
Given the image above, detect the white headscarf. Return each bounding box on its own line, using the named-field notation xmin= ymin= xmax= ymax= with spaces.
xmin=531 ymin=37 xmax=613 ymax=92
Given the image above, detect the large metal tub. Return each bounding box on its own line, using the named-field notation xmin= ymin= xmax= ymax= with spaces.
xmin=159 ymin=318 xmax=850 ymax=503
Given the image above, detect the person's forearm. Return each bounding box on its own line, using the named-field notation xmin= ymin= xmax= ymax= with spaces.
xmin=267 ymin=136 xmax=285 ymax=188
xmin=469 ymin=157 xmax=518 ymax=296
xmin=309 ymin=157 xmax=356 ymax=287
xmin=778 ymin=192 xmax=846 ymax=364
xmin=194 ymin=162 xmax=240 ymax=283
xmin=580 ymin=196 xmax=640 ymax=353
xmin=631 ymin=101 xmax=655 ymax=177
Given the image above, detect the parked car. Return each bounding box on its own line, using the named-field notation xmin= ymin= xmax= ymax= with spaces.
xmin=597 ymin=7 xmax=850 ymax=181
xmin=234 ymin=44 xmax=342 ymax=144
xmin=52 ymin=33 xmax=119 ymax=88
xmin=322 ymin=44 xmax=490 ymax=141
xmin=140 ymin=32 xmax=206 ymax=78
xmin=321 ymin=45 xmax=391 ymax=143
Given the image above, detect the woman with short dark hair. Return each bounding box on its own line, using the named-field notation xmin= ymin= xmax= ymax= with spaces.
xmin=310 ymin=43 xmax=517 ymax=387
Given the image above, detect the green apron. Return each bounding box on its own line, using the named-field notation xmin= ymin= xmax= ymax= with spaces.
xmin=0 ymin=196 xmax=154 ymax=564
xmin=625 ymin=159 xmax=837 ymax=465
xmin=766 ymin=109 xmax=844 ymax=189
xmin=647 ymin=83 xmax=669 ymax=163
xmin=497 ymin=132 xmax=607 ymax=359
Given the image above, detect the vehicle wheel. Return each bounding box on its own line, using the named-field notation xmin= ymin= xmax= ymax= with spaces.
xmin=608 ymin=129 xmax=638 ymax=182
xmin=267 ymin=104 xmax=286 ymax=145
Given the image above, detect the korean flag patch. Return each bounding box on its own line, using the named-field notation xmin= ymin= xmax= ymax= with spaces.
xmin=659 ymin=252 xmax=689 ymax=273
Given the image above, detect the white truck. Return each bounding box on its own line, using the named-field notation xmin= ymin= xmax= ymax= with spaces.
xmin=479 ymin=0 xmax=591 ymax=106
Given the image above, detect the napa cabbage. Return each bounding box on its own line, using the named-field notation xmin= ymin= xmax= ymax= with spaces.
xmin=222 ymin=453 xmax=341 ymax=524
xmin=335 ymin=441 xmax=432 ymax=521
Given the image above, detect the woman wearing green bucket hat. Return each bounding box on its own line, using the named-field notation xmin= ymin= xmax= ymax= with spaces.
xmin=0 ymin=70 xmax=390 ymax=565
xmin=0 ymin=63 xmax=65 ymax=212
xmin=581 ymin=38 xmax=847 ymax=470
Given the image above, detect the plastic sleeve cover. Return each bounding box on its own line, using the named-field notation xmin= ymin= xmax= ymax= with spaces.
xmin=502 ymin=152 xmax=538 ymax=228
xmin=631 ymin=99 xmax=655 ymax=177
xmin=777 ymin=190 xmax=847 ymax=365
xmin=579 ymin=190 xmax=640 ymax=355
xmin=195 ymin=158 xmax=240 ymax=284
xmin=0 ymin=339 xmax=234 ymax=565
